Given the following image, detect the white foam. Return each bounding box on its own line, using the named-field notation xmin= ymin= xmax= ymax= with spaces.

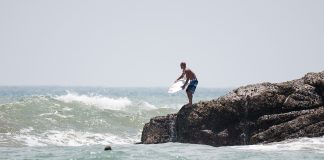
xmin=19 ymin=127 xmax=34 ymax=133
xmin=55 ymin=91 xmax=132 ymax=110
xmin=39 ymin=111 xmax=74 ymax=118
xmin=232 ymin=136 xmax=324 ymax=151
xmin=13 ymin=134 xmax=47 ymax=146
xmin=138 ymin=101 xmax=157 ymax=110
xmin=13 ymin=129 xmax=136 ymax=147
xmin=62 ymin=107 xmax=72 ymax=111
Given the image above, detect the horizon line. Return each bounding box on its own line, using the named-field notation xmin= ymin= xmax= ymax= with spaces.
xmin=0 ymin=85 xmax=236 ymax=89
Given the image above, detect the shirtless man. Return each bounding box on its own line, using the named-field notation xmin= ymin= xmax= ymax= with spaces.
xmin=175 ymin=62 xmax=198 ymax=105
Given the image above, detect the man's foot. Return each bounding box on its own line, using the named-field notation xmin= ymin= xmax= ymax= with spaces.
xmin=184 ymin=103 xmax=193 ymax=107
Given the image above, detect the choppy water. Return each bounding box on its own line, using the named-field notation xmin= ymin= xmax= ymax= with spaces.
xmin=0 ymin=87 xmax=323 ymax=160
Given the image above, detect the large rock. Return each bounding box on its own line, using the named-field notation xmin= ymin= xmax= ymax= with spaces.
xmin=141 ymin=114 xmax=177 ymax=144
xmin=141 ymin=71 xmax=324 ymax=146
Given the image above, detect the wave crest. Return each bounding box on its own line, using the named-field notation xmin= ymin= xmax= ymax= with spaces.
xmin=55 ymin=91 xmax=132 ymax=110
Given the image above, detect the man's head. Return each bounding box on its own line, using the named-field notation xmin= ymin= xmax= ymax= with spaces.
xmin=180 ymin=62 xmax=186 ymax=69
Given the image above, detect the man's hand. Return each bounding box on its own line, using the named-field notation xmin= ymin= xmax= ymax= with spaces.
xmin=181 ymin=85 xmax=185 ymax=90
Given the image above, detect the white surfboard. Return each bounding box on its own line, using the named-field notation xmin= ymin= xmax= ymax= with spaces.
xmin=168 ymin=79 xmax=186 ymax=93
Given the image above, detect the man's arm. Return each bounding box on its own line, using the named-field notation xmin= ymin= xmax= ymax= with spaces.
xmin=175 ymin=71 xmax=185 ymax=82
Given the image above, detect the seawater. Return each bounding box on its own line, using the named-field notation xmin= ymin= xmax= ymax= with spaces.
xmin=0 ymin=87 xmax=323 ymax=160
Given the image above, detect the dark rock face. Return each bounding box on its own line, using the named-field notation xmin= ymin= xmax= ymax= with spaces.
xmin=141 ymin=114 xmax=177 ymax=144
xmin=141 ymin=71 xmax=324 ymax=146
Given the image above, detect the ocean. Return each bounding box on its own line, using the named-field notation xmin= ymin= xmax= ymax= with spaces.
xmin=0 ymin=87 xmax=323 ymax=160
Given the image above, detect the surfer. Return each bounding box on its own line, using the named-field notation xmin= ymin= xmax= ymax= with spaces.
xmin=175 ymin=62 xmax=198 ymax=105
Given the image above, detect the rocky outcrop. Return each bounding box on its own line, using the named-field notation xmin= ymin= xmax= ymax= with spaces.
xmin=141 ymin=114 xmax=177 ymax=144
xmin=141 ymin=71 xmax=324 ymax=146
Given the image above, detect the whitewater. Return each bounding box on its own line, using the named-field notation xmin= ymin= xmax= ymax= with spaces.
xmin=0 ymin=86 xmax=323 ymax=160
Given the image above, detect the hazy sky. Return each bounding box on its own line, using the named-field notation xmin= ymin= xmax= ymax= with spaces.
xmin=1 ymin=0 xmax=323 ymax=87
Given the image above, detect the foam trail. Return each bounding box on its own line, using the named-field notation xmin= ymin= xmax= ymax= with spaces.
xmin=55 ymin=91 xmax=132 ymax=110
xmin=12 ymin=129 xmax=135 ymax=147
xmin=232 ymin=136 xmax=324 ymax=151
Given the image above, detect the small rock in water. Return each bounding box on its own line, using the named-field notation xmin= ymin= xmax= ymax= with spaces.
xmin=104 ymin=145 xmax=112 ymax=151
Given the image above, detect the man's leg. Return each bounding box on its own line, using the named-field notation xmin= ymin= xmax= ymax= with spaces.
xmin=186 ymin=90 xmax=193 ymax=105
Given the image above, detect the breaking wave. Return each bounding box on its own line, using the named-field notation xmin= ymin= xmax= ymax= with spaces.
xmin=55 ymin=91 xmax=132 ymax=110
xmin=0 ymin=91 xmax=179 ymax=147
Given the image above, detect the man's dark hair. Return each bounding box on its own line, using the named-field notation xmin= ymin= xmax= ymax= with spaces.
xmin=180 ymin=62 xmax=186 ymax=66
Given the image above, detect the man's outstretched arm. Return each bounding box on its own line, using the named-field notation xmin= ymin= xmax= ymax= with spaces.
xmin=175 ymin=72 xmax=185 ymax=82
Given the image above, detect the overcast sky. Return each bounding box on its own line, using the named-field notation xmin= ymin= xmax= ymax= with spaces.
xmin=1 ymin=0 xmax=323 ymax=87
